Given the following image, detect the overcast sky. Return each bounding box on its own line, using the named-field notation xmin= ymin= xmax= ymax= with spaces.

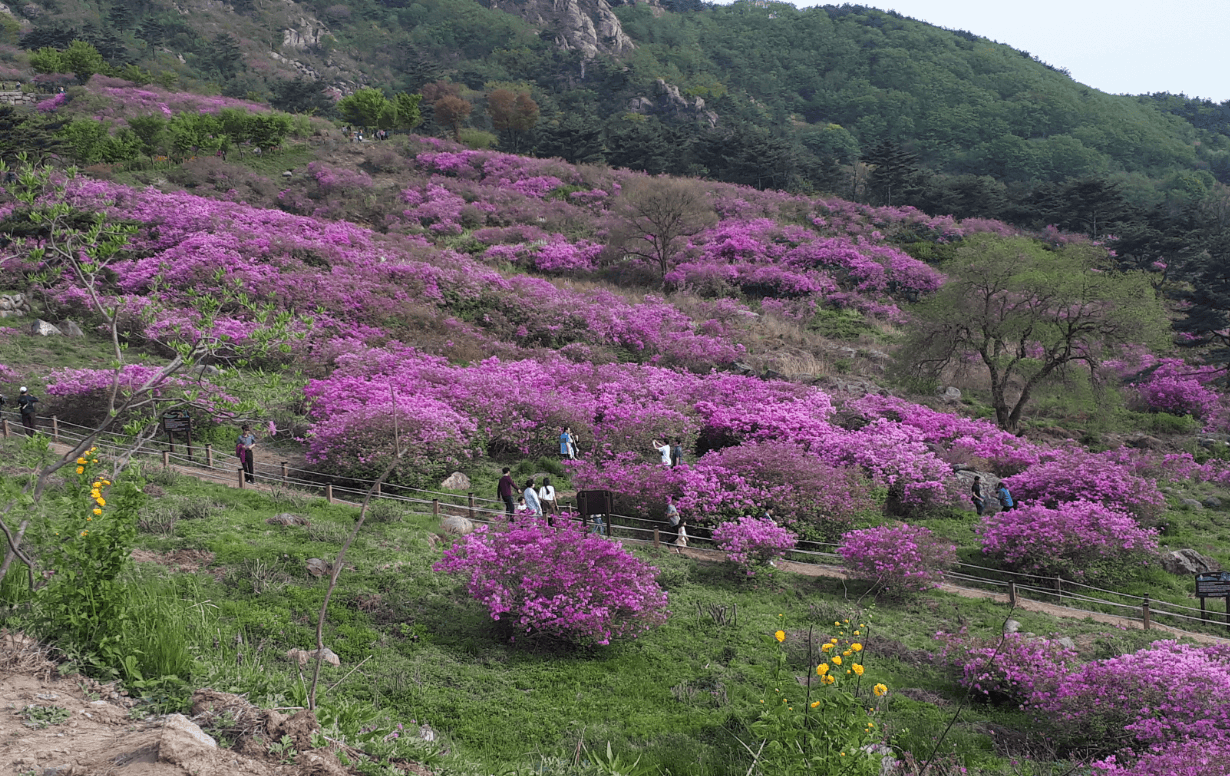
xmin=775 ymin=0 xmax=1230 ymax=103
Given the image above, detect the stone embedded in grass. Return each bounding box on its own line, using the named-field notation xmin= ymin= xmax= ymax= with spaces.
xmin=305 ymin=558 xmax=331 ymax=577
xmin=266 ymin=513 xmax=310 ymax=527
xmin=441 ymin=515 xmax=474 ymax=535
xmin=286 ymin=647 xmax=340 ymax=667
xmin=440 ymin=471 xmax=471 ymax=490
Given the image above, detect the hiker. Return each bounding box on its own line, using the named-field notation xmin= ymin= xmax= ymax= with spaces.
xmin=522 ymin=477 xmax=542 ymax=516
xmin=653 ymin=438 xmax=672 ymax=466
xmin=996 ymin=482 xmax=1015 ymax=511
xmin=497 ymin=467 xmax=520 ymax=518
xmin=670 ymin=438 xmax=684 ymax=467
xmin=538 ymin=477 xmax=558 ymax=520
xmin=672 ymin=506 xmax=688 ymax=548
xmin=236 ymin=424 xmax=256 ymax=483
xmin=559 ymin=427 xmax=575 ymax=460
xmin=17 ymin=387 xmax=37 ymax=437
xmin=971 ymin=476 xmax=986 ymax=516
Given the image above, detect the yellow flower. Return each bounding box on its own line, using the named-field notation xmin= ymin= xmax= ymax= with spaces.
xmin=810 ymin=701 xmax=820 ymax=709
xmin=816 ymin=663 xmax=829 ymax=675
xmin=92 ymin=509 xmax=101 ymax=516
xmin=76 ymin=457 xmax=86 ymax=465
xmin=821 ymin=643 xmax=833 ymax=652
xmin=92 ymin=482 xmax=101 ymax=488
xmin=76 ymin=467 xmax=84 ymax=474
xmin=96 ymin=498 xmax=106 ymax=507
xmin=834 ymin=621 xmax=840 ymax=626
xmin=832 ymin=656 xmax=842 ymax=665
xmin=843 ymin=650 xmax=852 ymax=657
xmin=80 ymin=531 xmax=88 ymax=537
xmin=853 ymin=630 xmax=860 ymax=635
xmin=102 ymin=480 xmax=111 ymax=486
xmin=774 ymin=630 xmax=786 ymax=642
xmin=823 ymin=675 xmax=835 ymax=685
xmin=873 ymin=684 xmax=888 ymax=697
xmin=852 ymin=664 xmax=865 ymax=676
xmin=867 ymin=723 xmax=874 ymax=729
xmin=830 ymin=638 xmax=838 ymax=644
xmin=851 ymin=643 xmax=863 ymax=652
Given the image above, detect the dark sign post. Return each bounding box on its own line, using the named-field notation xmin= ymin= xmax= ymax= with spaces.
xmin=161 ymin=409 xmax=194 ymax=461
xmin=577 ymin=489 xmax=613 ymax=537
xmin=1195 ymin=571 xmax=1230 ymax=628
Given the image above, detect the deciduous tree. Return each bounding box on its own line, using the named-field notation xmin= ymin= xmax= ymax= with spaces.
xmin=610 ymin=177 xmax=717 ymax=282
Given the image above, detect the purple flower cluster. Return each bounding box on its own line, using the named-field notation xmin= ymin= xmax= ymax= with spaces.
xmin=837 ymin=523 xmax=956 ymax=595
xmin=433 ymin=516 xmax=669 ymax=646
xmin=711 ymin=515 xmax=797 ymax=576
xmin=977 ymin=501 xmax=1159 ymax=579
xmin=937 ymin=630 xmax=1079 ymax=706
xmin=1001 ymin=447 xmax=1166 ymax=522
xmin=1092 ymin=739 xmax=1230 ymax=776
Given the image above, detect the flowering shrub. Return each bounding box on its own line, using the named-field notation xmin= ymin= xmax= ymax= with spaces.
xmin=978 ymin=501 xmax=1159 ymax=581
xmin=433 ymin=516 xmax=669 ymax=646
xmin=1092 ymin=739 xmax=1230 ymax=776
xmin=45 ymin=365 xmax=238 ymax=427
xmin=838 ymin=524 xmax=956 ymax=596
xmin=937 ymin=630 xmax=1078 ymax=706
xmin=1134 ymin=366 xmax=1221 ymax=419
xmin=1031 ymin=641 xmax=1230 ymax=753
xmin=0 ymin=362 xmax=18 ymax=382
xmin=1002 ymin=447 xmax=1166 ymax=522
xmin=711 ymin=516 xmax=797 ymax=576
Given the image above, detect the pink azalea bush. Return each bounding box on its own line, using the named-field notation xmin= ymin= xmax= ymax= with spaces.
xmin=45 ymin=365 xmax=237 ymax=426
xmin=937 ymin=630 xmax=1079 ymax=706
xmin=978 ymin=501 xmax=1158 ymax=581
xmin=1001 ymin=447 xmax=1166 ymax=522
xmin=0 ymin=362 xmax=18 ymax=382
xmin=1091 ymin=739 xmax=1230 ymax=776
xmin=1031 ymin=641 xmax=1230 ymax=754
xmin=711 ymin=516 xmax=797 ymax=576
xmin=433 ymin=516 xmax=669 ymax=646
xmin=838 ymin=524 xmax=956 ymax=596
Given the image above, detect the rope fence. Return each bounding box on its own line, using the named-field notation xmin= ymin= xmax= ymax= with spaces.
xmin=3 ymin=410 xmax=1228 ymax=640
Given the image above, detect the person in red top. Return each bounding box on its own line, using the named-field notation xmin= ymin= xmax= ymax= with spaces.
xmin=497 ymin=467 xmax=520 ymax=519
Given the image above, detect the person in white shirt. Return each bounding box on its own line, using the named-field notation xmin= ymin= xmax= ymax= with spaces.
xmin=522 ymin=477 xmax=542 ymax=515
xmin=653 ymin=439 xmax=672 ymax=466
xmin=538 ymin=477 xmax=557 ymax=520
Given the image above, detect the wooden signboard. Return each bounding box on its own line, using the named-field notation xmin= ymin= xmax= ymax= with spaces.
xmin=1196 ymin=571 xmax=1230 ymax=629
xmin=161 ymin=409 xmax=194 ymax=461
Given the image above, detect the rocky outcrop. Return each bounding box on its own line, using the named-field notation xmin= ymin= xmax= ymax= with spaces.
xmin=629 ymin=78 xmax=719 ymax=126
xmin=490 ymin=0 xmax=635 ymax=58
xmin=0 ymin=292 xmax=33 ymax=319
xmin=281 ymin=15 xmax=330 ymax=51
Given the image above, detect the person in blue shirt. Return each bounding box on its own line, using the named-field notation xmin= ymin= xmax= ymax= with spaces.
xmin=559 ymin=427 xmax=575 ymax=459
xmin=996 ymin=482 xmax=1015 ymax=511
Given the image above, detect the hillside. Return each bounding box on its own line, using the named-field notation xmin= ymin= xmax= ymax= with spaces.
xmin=3 ymin=69 xmax=1230 ymax=776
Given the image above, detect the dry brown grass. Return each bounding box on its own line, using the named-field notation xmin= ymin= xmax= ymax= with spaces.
xmin=0 ymin=629 xmax=58 ymax=679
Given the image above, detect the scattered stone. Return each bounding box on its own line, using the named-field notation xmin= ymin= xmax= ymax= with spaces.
xmin=41 ymin=766 xmax=71 ymax=776
xmin=1056 ymin=637 xmax=1076 ymax=650
xmin=938 ymin=386 xmax=962 ymax=404
xmin=188 ymin=363 xmax=223 ymax=378
xmin=1003 ymin=619 xmax=1021 ymax=634
xmin=1161 ymin=549 xmax=1220 ymax=576
xmin=305 ymin=558 xmax=331 ymax=578
xmin=1182 ymin=498 xmax=1204 ymax=510
xmin=158 ymin=713 xmax=216 ymax=768
xmin=59 ymin=320 xmax=84 ymax=337
xmin=440 ymin=471 xmax=471 ymax=490
xmin=266 ymin=513 xmax=310 ymax=526
xmin=1125 ymin=435 xmax=1163 ymax=450
xmin=1203 ymin=497 xmax=1223 ymax=509
xmin=418 ymin=722 xmax=436 ymax=742
xmin=286 ymin=647 xmax=340 ymax=667
xmin=29 ymin=319 xmax=61 ymax=336
xmin=441 ymin=515 xmax=474 ymax=535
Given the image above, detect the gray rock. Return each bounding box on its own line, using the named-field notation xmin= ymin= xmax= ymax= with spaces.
xmin=42 ymin=766 xmax=72 ymax=776
xmin=305 ymin=558 xmax=330 ymax=578
xmin=938 ymin=386 xmax=962 ymax=404
xmin=286 ymin=647 xmax=340 ymax=667
xmin=1182 ymin=498 xmax=1204 ymax=510
xmin=1203 ymin=497 xmax=1223 ymax=509
xmin=1056 ymin=637 xmax=1076 ymax=650
xmin=188 ymin=363 xmax=223 ymax=378
xmin=1125 ymin=435 xmax=1163 ymax=450
xmin=440 ymin=471 xmax=471 ymax=490
xmin=441 ymin=515 xmax=474 ymax=536
xmin=29 ymin=319 xmax=61 ymax=336
xmin=1003 ymin=619 xmax=1021 ymax=634
xmin=266 ymin=513 xmax=309 ymax=526
xmin=1161 ymin=549 xmax=1220 ymax=576
xmin=60 ymin=320 xmax=84 ymax=337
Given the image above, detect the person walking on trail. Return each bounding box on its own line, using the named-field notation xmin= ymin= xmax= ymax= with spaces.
xmin=653 ymin=438 xmax=672 ymax=466
xmin=497 ymin=467 xmax=520 ymax=519
xmin=236 ymin=424 xmax=256 ymax=483
xmin=671 ymin=505 xmax=689 ymax=549
xmin=971 ymin=475 xmax=986 ymax=516
xmin=560 ymin=427 xmax=575 ymax=460
xmin=523 ymin=477 xmax=542 ymax=516
xmin=17 ymin=387 xmax=38 ymax=437
xmin=538 ymin=477 xmax=558 ymax=521
xmin=670 ymin=438 xmax=684 ymax=467
xmin=996 ymin=482 xmax=1015 ymax=511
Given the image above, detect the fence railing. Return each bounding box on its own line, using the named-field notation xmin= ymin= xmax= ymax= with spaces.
xmin=3 ymin=410 xmax=1226 ymax=641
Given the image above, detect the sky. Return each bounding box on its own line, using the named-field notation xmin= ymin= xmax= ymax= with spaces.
xmin=778 ymin=0 xmax=1230 ymax=103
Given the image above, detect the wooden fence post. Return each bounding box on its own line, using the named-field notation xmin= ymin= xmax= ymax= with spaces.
xmin=374 ymin=482 xmax=381 ymax=496
xmin=1 ymin=418 xmax=8 ymax=437
xmin=325 ymin=484 xmax=333 ymax=503
xmin=52 ymin=416 xmax=59 ymax=443
xmin=205 ymin=444 xmax=213 ymax=468
xmin=162 ymin=450 xmax=170 ymax=468
xmin=467 ymin=493 xmax=475 ymax=520
xmin=1142 ymin=595 xmax=1151 ymax=630
xmin=281 ymin=461 xmax=288 ymax=479
xmin=238 ymin=468 xmax=245 ymax=488
xmin=1008 ymin=582 xmax=1017 ymax=607
xmin=653 ymin=528 xmax=660 ymax=548
xmin=432 ymin=499 xmax=439 ymax=519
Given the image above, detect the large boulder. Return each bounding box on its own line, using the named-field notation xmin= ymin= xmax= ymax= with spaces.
xmin=441 ymin=515 xmax=474 ymax=536
xmin=440 ymin=471 xmax=471 ymax=490
xmin=1160 ymin=549 xmax=1220 ymax=576
xmin=29 ymin=319 xmax=61 ymax=336
xmin=938 ymin=386 xmax=962 ymax=404
xmin=60 ymin=320 xmax=85 ymax=337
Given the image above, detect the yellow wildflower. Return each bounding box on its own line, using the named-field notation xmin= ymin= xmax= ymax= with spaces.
xmin=851 ymin=643 xmax=863 ymax=652
xmin=821 ymin=643 xmax=833 ymax=652
xmin=80 ymin=531 xmax=88 ymax=537
xmin=852 ymin=664 xmax=864 ymax=676
xmin=873 ymin=684 xmax=888 ymax=697
xmin=823 ymin=675 xmax=835 ymax=685
xmin=853 ymin=630 xmax=860 ymax=635
xmin=76 ymin=467 xmax=84 ymax=474
xmin=834 ymin=621 xmax=840 ymax=626
xmin=775 ymin=630 xmax=786 ymax=642
xmin=810 ymin=701 xmax=820 ymax=709
xmin=96 ymin=498 xmax=105 ymax=507
xmin=832 ymin=656 xmax=842 ymax=665
xmin=831 ymin=638 xmax=838 ymax=644
xmin=76 ymin=457 xmax=86 ymax=465
xmin=92 ymin=509 xmax=101 ymax=516
xmin=843 ymin=650 xmax=852 ymax=657
xmin=816 ymin=663 xmax=829 ymax=675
